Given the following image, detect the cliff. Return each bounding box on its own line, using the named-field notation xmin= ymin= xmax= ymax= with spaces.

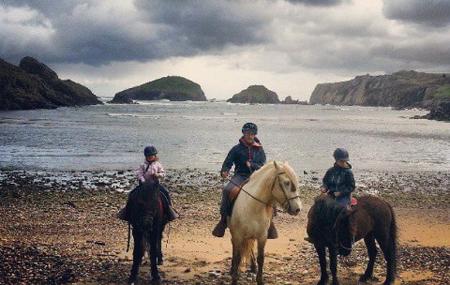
xmin=309 ymin=71 xmax=450 ymax=109
xmin=0 ymin=57 xmax=101 ymax=110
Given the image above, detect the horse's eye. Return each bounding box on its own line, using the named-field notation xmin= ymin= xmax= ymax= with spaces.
xmin=284 ymin=181 xmax=290 ymax=187
xmin=291 ymin=184 xmax=297 ymax=192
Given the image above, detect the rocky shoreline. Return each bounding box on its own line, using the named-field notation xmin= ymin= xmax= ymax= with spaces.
xmin=1 ymin=168 xmax=449 ymax=284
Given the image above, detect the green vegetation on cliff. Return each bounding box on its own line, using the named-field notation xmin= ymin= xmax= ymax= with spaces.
xmin=227 ymin=85 xmax=280 ymax=104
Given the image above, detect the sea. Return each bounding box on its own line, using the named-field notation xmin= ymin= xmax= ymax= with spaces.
xmin=0 ymin=100 xmax=449 ymax=173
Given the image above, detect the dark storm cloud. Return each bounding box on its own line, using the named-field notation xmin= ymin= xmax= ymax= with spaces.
xmin=135 ymin=0 xmax=270 ymax=51
xmin=285 ymin=0 xmax=348 ymax=6
xmin=0 ymin=0 xmax=449 ymax=75
xmin=0 ymin=0 xmax=270 ymax=65
xmin=383 ymin=0 xmax=450 ymax=27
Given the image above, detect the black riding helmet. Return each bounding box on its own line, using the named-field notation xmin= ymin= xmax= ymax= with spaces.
xmin=144 ymin=145 xmax=158 ymax=157
xmin=242 ymin=122 xmax=258 ymax=135
xmin=333 ymin=148 xmax=349 ymax=161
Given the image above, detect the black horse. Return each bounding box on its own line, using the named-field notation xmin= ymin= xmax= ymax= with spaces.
xmin=307 ymin=194 xmax=397 ymax=285
xmin=127 ymin=181 xmax=168 ymax=285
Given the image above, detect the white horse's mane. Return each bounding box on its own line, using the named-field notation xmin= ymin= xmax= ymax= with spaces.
xmin=249 ymin=160 xmax=300 ymax=186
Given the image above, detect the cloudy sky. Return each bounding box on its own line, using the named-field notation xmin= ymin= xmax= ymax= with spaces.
xmin=1 ymin=0 xmax=450 ymax=100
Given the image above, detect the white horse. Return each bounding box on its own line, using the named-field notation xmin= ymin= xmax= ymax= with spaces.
xmin=228 ymin=161 xmax=302 ymax=285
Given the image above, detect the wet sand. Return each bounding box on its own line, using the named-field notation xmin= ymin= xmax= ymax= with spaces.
xmin=0 ymin=169 xmax=449 ymax=284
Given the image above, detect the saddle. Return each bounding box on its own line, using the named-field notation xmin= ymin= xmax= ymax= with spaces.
xmin=228 ymin=180 xmax=249 ymax=202
xmin=226 ymin=180 xmax=250 ymax=216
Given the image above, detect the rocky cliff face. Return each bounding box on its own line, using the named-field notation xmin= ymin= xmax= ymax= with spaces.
xmin=0 ymin=57 xmax=101 ymax=110
xmin=110 ymin=76 xmax=207 ymax=103
xmin=282 ymin=96 xmax=309 ymax=105
xmin=309 ymin=71 xmax=450 ymax=109
xmin=227 ymin=85 xmax=280 ymax=104
xmin=423 ymin=101 xmax=450 ymax=121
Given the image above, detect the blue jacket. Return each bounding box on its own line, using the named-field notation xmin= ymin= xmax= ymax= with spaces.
xmin=221 ymin=137 xmax=266 ymax=177
xmin=322 ymin=163 xmax=355 ymax=197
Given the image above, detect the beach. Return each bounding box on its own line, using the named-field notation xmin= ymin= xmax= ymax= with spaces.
xmin=1 ymin=168 xmax=449 ymax=284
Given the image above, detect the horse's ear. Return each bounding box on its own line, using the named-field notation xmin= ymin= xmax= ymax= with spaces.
xmin=347 ymin=208 xmax=357 ymax=217
xmin=273 ymin=161 xmax=280 ymax=170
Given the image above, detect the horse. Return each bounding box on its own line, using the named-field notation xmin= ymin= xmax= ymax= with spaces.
xmin=307 ymin=194 xmax=397 ymax=285
xmin=126 ymin=181 xmax=168 ymax=285
xmin=228 ymin=161 xmax=303 ymax=285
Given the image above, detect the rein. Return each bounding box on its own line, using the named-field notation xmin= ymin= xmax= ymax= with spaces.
xmin=339 ymin=236 xmax=355 ymax=251
xmin=230 ymin=170 xmax=300 ymax=210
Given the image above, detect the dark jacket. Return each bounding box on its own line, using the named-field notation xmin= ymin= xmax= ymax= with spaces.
xmin=322 ymin=162 xmax=355 ymax=197
xmin=221 ymin=137 xmax=266 ymax=177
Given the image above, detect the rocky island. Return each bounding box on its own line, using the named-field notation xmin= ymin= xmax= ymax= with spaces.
xmin=309 ymin=70 xmax=450 ymax=121
xmin=0 ymin=57 xmax=102 ymax=110
xmin=227 ymin=85 xmax=280 ymax=104
xmin=109 ymin=76 xmax=207 ymax=103
xmin=282 ymin=96 xmax=309 ymax=105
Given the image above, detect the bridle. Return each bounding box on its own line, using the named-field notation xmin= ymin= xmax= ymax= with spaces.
xmin=233 ymin=170 xmax=300 ymax=213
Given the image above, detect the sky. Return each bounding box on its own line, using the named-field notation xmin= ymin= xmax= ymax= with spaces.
xmin=1 ymin=0 xmax=450 ymax=100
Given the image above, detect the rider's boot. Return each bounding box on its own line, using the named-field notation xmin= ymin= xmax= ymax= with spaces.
xmin=212 ymin=215 xmax=227 ymax=237
xmin=267 ymin=220 xmax=278 ymax=239
xmin=117 ymin=207 xmax=129 ymax=221
xmin=304 ymin=236 xmax=314 ymax=243
xmin=167 ymin=205 xmax=179 ymax=222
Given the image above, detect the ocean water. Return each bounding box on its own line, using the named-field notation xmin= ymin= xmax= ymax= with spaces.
xmin=0 ymin=101 xmax=449 ymax=173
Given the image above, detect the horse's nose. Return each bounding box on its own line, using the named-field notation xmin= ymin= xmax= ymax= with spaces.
xmin=294 ymin=208 xmax=301 ymax=215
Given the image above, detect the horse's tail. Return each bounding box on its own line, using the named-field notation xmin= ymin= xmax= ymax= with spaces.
xmin=388 ymin=202 xmax=398 ymax=273
xmin=240 ymin=239 xmax=255 ymax=267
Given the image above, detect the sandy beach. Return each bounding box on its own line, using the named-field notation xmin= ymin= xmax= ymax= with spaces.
xmin=0 ymin=168 xmax=449 ymax=285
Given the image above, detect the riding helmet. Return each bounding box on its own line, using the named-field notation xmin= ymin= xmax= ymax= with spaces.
xmin=242 ymin=122 xmax=258 ymax=135
xmin=144 ymin=145 xmax=158 ymax=157
xmin=333 ymin=148 xmax=349 ymax=161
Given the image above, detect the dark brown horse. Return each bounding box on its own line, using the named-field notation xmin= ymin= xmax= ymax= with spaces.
xmin=127 ymin=181 xmax=168 ymax=285
xmin=307 ymin=194 xmax=397 ymax=285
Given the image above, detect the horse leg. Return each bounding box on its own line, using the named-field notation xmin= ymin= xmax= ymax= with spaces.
xmin=231 ymin=239 xmax=242 ymax=285
xmin=249 ymin=248 xmax=257 ymax=274
xmin=129 ymin=230 xmax=144 ymax=284
xmin=149 ymin=230 xmax=161 ymax=284
xmin=157 ymin=223 xmax=166 ymax=265
xmin=328 ymin=246 xmax=339 ymax=285
xmin=256 ymin=238 xmax=267 ymax=285
xmin=314 ymin=244 xmax=328 ymax=285
xmin=360 ymin=234 xmax=377 ymax=282
xmin=376 ymin=236 xmax=396 ymax=285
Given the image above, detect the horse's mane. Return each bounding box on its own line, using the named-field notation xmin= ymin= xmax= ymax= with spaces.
xmin=311 ymin=195 xmax=345 ymax=230
xmin=249 ymin=161 xmax=299 ymax=186
xmin=128 ymin=181 xmax=161 ymax=225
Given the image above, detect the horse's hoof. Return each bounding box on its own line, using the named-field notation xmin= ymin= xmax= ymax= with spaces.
xmin=151 ymin=277 xmax=161 ymax=285
xmin=358 ymin=274 xmax=371 ymax=283
xmin=127 ymin=276 xmax=137 ymax=284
